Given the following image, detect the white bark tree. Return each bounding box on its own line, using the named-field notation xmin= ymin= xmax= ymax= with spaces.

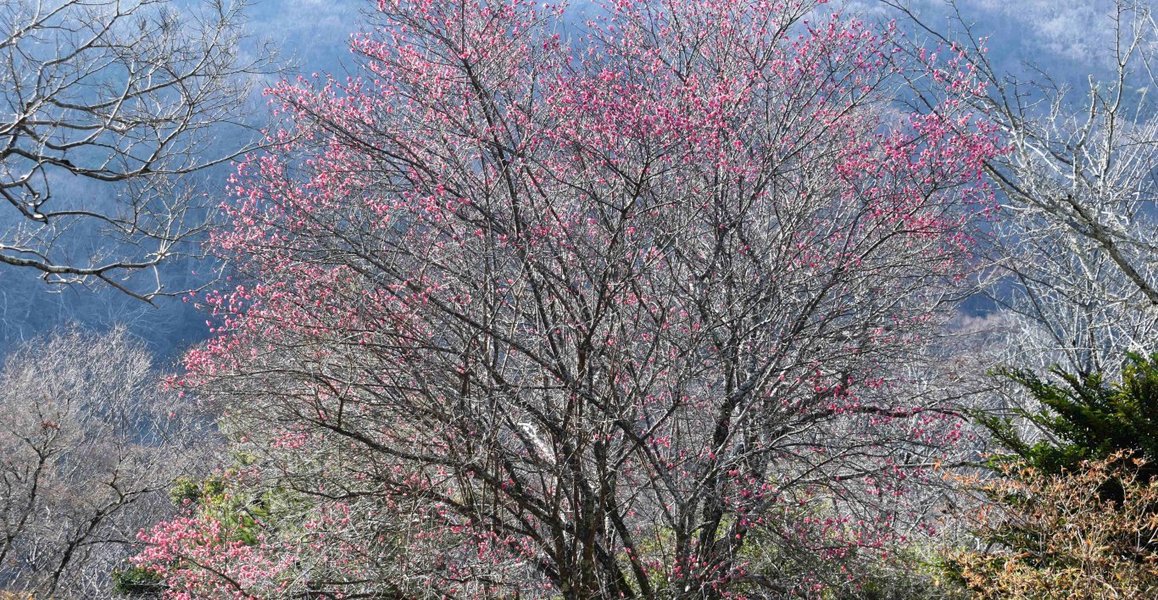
xmin=886 ymin=0 xmax=1158 ymax=375
xmin=0 ymin=328 xmax=215 ymax=598
xmin=0 ymin=0 xmax=270 ymax=301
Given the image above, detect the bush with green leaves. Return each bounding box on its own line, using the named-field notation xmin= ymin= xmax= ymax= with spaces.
xmin=940 ymin=353 xmax=1158 ymax=599
xmin=977 ymin=352 xmax=1158 ymax=480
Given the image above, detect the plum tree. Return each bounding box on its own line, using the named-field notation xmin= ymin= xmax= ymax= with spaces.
xmin=138 ymin=0 xmax=1000 ymax=597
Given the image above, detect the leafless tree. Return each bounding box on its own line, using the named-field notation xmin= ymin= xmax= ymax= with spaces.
xmin=0 ymin=328 xmax=215 ymax=598
xmin=885 ymin=0 xmax=1158 ymax=375
xmin=0 ymin=0 xmax=271 ymax=301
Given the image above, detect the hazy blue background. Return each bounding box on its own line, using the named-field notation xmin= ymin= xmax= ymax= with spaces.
xmin=0 ymin=0 xmax=1122 ymax=365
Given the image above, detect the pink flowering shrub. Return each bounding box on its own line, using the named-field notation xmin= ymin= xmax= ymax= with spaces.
xmin=132 ymin=471 xmax=297 ymax=599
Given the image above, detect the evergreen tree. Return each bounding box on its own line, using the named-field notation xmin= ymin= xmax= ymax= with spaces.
xmin=978 ymin=352 xmax=1158 ymax=482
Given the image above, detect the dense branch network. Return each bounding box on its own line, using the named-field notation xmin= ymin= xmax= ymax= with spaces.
xmin=0 ymin=328 xmax=214 ymax=598
xmin=132 ymin=1 xmax=1001 ymax=597
xmin=0 ymin=0 xmax=269 ymax=300
xmin=886 ymin=0 xmax=1158 ymax=373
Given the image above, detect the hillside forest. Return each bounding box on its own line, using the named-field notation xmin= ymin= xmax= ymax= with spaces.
xmin=1 ymin=0 xmax=1156 ymax=598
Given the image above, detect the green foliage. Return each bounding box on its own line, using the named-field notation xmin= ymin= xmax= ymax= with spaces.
xmin=112 ymin=565 xmax=165 ymax=596
xmin=166 ymin=471 xmax=281 ymax=547
xmin=977 ymin=352 xmax=1158 ymax=479
xmin=168 ymin=475 xmax=225 ymax=507
xmin=944 ymin=354 xmax=1158 ymax=598
xmin=833 ymin=546 xmax=971 ymax=600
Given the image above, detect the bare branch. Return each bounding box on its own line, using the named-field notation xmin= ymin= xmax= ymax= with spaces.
xmin=0 ymin=0 xmax=274 ymax=301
